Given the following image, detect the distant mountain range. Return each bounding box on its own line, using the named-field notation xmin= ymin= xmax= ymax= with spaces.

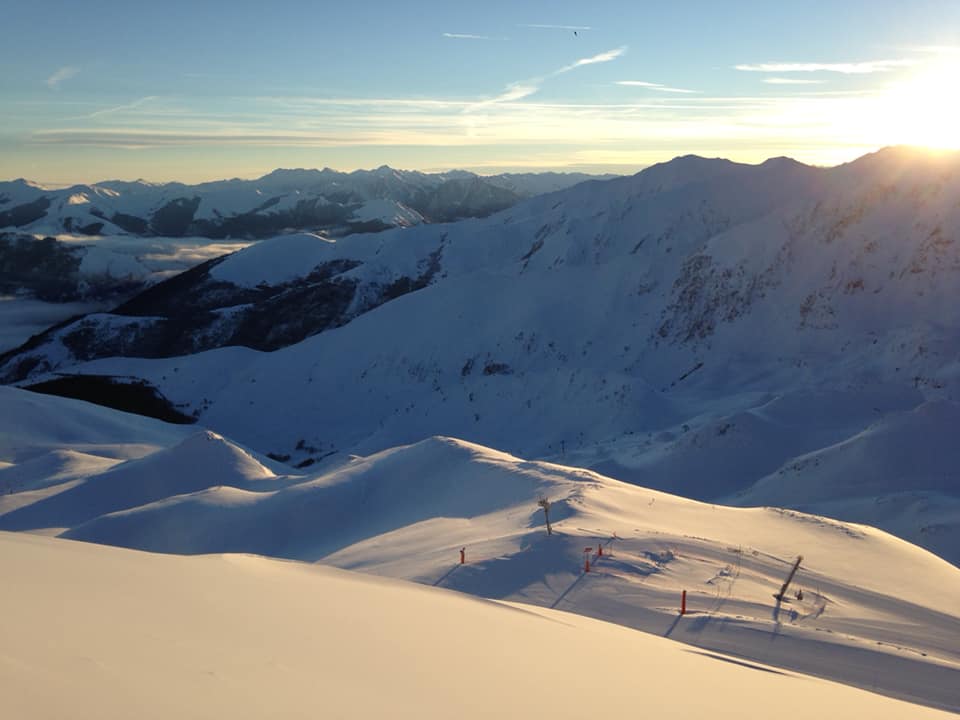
xmin=4 ymin=147 xmax=960 ymax=564
xmin=0 ymin=167 xmax=613 ymax=239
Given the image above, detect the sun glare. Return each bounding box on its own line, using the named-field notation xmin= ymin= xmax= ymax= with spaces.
xmin=874 ymin=58 xmax=960 ymax=150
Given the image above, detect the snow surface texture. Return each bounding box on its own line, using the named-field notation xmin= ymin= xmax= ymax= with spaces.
xmin=20 ymin=148 xmax=960 ymax=564
xmin=4 ymin=531 xmax=954 ymax=720
xmin=2 ymin=388 xmax=958 ymax=713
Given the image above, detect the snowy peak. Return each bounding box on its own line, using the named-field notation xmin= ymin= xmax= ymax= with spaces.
xmin=0 ymin=178 xmax=49 ymax=198
xmin=633 ymin=153 xmax=744 ymax=190
xmin=147 ymin=429 xmax=278 ymax=483
xmin=629 ymin=152 xmax=821 ymax=196
xmin=1 ymin=166 xmax=610 ymax=238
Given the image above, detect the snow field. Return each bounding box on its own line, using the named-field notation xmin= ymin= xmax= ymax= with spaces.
xmin=1 ymin=388 xmax=958 ymax=712
xmin=1 ymin=531 xmax=956 ymax=720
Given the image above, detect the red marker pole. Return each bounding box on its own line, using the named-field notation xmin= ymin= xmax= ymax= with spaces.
xmin=598 ymin=544 xmax=603 ymax=557
xmin=460 ymin=547 xmax=465 ymax=564
xmin=681 ymin=590 xmax=687 ymax=615
xmin=584 ymin=547 xmax=592 ymax=573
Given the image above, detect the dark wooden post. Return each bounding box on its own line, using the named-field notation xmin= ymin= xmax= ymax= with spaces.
xmin=774 ymin=555 xmax=803 ymax=601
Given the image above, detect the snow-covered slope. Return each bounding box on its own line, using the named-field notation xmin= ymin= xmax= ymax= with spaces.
xmin=2 ymin=388 xmax=958 ymax=712
xmin=4 ymin=532 xmax=954 ymax=720
xmin=4 ymin=148 xmax=960 ymax=564
xmin=208 ymin=232 xmax=335 ymax=287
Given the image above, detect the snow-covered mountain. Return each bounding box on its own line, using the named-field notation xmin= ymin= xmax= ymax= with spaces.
xmin=0 ymin=167 xmax=608 ymax=239
xmin=4 ymin=147 xmax=960 ymax=564
xmin=1 ymin=387 xmax=958 ymax=713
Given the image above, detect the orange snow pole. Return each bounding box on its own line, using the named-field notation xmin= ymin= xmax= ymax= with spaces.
xmin=598 ymin=544 xmax=603 ymax=557
xmin=583 ymin=547 xmax=592 ymax=573
xmin=681 ymin=590 xmax=687 ymax=615
xmin=460 ymin=547 xmax=465 ymax=564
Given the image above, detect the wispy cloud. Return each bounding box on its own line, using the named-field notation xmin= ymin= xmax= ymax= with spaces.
xmin=472 ymin=82 xmax=541 ymax=108
xmin=557 ymin=47 xmax=627 ymax=73
xmin=86 ymin=96 xmax=160 ymax=119
xmin=762 ymin=78 xmax=825 ymax=85
xmin=46 ymin=66 xmax=80 ymax=89
xmin=735 ymin=59 xmax=916 ymax=74
xmin=468 ymin=46 xmax=627 ymax=111
xmin=442 ymin=32 xmax=489 ymax=40
xmin=519 ymin=23 xmax=591 ymax=31
xmin=616 ymin=80 xmax=699 ymax=94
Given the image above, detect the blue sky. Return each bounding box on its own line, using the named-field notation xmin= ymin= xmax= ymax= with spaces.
xmin=3 ymin=0 xmax=960 ymax=183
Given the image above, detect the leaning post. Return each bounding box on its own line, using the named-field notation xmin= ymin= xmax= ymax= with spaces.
xmin=774 ymin=555 xmax=803 ymax=601
xmin=537 ymin=496 xmax=553 ymax=535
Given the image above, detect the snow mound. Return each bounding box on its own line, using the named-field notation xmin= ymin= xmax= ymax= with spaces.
xmin=1 ymin=430 xmax=277 ymax=532
xmin=64 ymin=436 xmax=577 ymax=559
xmin=0 ymin=448 xmax=119 ymax=493
xmin=209 ymin=232 xmax=335 ymax=287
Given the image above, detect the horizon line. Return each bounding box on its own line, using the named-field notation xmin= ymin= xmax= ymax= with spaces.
xmin=6 ymin=144 xmax=953 ymax=188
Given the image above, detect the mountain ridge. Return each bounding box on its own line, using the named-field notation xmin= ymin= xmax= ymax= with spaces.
xmin=0 ymin=165 xmax=615 ymax=239
xmin=4 ymin=146 xmax=960 ymax=564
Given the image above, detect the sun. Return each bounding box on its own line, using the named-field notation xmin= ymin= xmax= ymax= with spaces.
xmin=872 ymin=57 xmax=960 ymax=150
